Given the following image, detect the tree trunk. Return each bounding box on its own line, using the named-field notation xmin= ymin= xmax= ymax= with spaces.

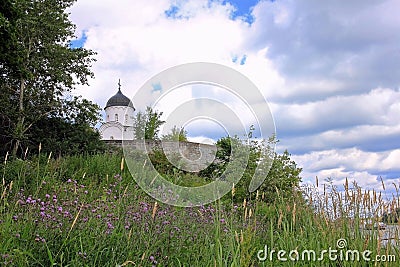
xmin=12 ymin=78 xmax=26 ymax=157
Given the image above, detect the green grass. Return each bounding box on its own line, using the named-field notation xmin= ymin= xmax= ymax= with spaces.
xmin=1 ymin=153 xmax=399 ymax=266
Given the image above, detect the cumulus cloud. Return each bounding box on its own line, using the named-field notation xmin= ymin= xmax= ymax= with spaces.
xmin=272 ymin=87 xmax=400 ymax=137
xmin=248 ymin=0 xmax=400 ymax=101
xmin=294 ymin=148 xmax=400 ymax=173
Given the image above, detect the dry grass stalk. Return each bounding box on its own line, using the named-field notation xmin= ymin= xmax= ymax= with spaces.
xmin=197 ymin=209 xmax=204 ymax=219
xmin=128 ymin=228 xmax=133 ymax=241
xmin=1 ymin=186 xmax=6 ymax=200
xmin=278 ymin=210 xmax=283 ymax=229
xmin=363 ymin=236 xmax=369 ymax=251
xmin=332 ymin=195 xmax=337 ymax=220
xmin=4 ymin=151 xmax=9 ymax=165
xmin=68 ymin=204 xmax=82 ymax=235
xmin=292 ymin=202 xmax=296 ymax=225
xmin=373 ymin=190 xmax=376 ymax=204
xmin=122 ymin=185 xmax=129 ymax=198
xmin=47 ymin=152 xmax=52 ymax=164
xmin=380 ymin=177 xmax=385 ymax=190
xmin=235 ymin=230 xmax=239 ymax=244
xmin=152 ymin=201 xmax=158 ymax=220
xmin=1 ymin=181 xmax=12 ymax=201
xmin=23 ymin=147 xmax=28 ymax=159
xmin=120 ymin=157 xmax=124 ymax=172
xmin=120 ymin=260 xmax=135 ymax=266
xmin=275 ymin=186 xmax=280 ymax=198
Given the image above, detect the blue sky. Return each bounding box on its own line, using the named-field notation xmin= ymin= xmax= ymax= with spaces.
xmin=227 ymin=0 xmax=260 ymax=23
xmin=164 ymin=0 xmax=259 ymax=23
xmin=70 ymin=30 xmax=87 ymax=48
xmin=68 ymin=0 xmax=400 ymax=192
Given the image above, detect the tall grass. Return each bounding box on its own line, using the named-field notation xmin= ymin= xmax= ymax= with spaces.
xmin=0 ymin=152 xmax=399 ymax=266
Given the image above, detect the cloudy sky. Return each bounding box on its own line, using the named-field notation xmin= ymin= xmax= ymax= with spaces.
xmin=68 ymin=0 xmax=400 ymax=192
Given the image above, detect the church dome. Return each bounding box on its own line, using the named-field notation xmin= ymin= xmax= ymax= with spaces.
xmin=105 ymin=82 xmax=135 ymax=109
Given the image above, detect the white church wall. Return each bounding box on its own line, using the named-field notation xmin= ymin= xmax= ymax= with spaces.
xmin=122 ymin=127 xmax=134 ymax=140
xmin=99 ymin=122 xmax=123 ymax=140
xmin=105 ymin=106 xmax=134 ymax=126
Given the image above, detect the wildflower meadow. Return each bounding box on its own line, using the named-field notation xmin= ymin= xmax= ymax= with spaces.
xmin=1 ymin=151 xmax=399 ymax=266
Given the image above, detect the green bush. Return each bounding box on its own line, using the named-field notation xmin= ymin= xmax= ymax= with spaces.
xmin=200 ymin=135 xmax=302 ymax=203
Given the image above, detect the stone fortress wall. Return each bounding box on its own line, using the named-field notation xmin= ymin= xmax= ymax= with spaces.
xmin=105 ymin=140 xmax=218 ymax=172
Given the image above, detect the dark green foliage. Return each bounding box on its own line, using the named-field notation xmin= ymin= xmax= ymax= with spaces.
xmin=259 ymin=150 xmax=302 ymax=202
xmin=28 ymin=96 xmax=105 ymax=156
xmin=28 ymin=116 xmax=105 ymax=157
xmin=198 ymin=136 xmax=234 ymax=179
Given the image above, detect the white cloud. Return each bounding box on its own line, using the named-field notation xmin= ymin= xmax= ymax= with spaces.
xmin=272 ymin=87 xmax=400 ymax=137
xmin=187 ymin=136 xmax=216 ymax=145
xmin=382 ymin=150 xmax=400 ymax=170
xmin=294 ymin=148 xmax=400 ymax=173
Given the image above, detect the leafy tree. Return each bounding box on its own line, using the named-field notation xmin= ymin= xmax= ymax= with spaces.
xmin=259 ymin=150 xmax=302 ymax=203
xmin=0 ymin=0 xmax=96 ymax=157
xmin=162 ymin=126 xmax=188 ymax=141
xmin=28 ymin=96 xmax=105 ymax=156
xmin=132 ymin=111 xmax=146 ymax=140
xmin=199 ymin=134 xmax=302 ymax=202
xmin=133 ymin=106 xmax=165 ymax=140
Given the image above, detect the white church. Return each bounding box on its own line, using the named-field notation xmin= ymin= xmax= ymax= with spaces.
xmin=98 ymin=81 xmax=218 ymax=171
xmin=99 ymin=81 xmax=136 ymax=140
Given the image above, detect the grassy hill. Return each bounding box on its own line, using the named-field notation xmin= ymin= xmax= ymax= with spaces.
xmin=1 ymin=152 xmax=399 ymax=266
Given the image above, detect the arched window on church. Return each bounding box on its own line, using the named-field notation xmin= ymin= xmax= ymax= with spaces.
xmin=115 ymin=114 xmax=118 ymax=122
xmin=107 ymin=115 xmax=110 ymax=122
